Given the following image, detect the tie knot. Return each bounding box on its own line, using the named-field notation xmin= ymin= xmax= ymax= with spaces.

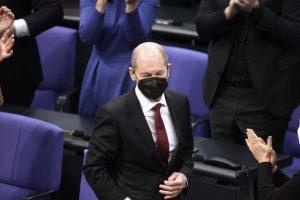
xmin=153 ymin=103 xmax=161 ymax=112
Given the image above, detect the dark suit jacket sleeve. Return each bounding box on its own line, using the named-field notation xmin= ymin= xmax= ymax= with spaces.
xmin=24 ymin=0 xmax=63 ymax=36
xmin=83 ymin=107 xmax=127 ymax=200
xmin=179 ymin=95 xmax=194 ymax=182
xmin=195 ymin=0 xmax=234 ymax=42
xmin=196 ymin=0 xmax=300 ymax=47
xmin=250 ymin=0 xmax=300 ymax=47
xmin=258 ymin=162 xmax=300 ymax=200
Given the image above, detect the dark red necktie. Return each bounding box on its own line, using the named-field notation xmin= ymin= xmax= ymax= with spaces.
xmin=153 ymin=104 xmax=169 ymax=168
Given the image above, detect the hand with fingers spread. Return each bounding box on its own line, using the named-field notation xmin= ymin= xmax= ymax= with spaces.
xmin=0 ymin=29 xmax=14 ymax=62
xmin=159 ymin=172 xmax=187 ymax=199
xmin=0 ymin=6 xmax=14 ymax=34
xmin=245 ymin=129 xmax=277 ymax=172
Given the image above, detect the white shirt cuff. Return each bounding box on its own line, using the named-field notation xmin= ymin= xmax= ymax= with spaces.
xmin=13 ymin=19 xmax=30 ymax=37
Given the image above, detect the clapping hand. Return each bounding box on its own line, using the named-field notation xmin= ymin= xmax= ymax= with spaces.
xmin=125 ymin=0 xmax=138 ymax=12
xmin=225 ymin=0 xmax=260 ymax=20
xmin=0 ymin=29 xmax=14 ymax=62
xmin=245 ymin=129 xmax=277 ymax=172
xmin=0 ymin=6 xmax=14 ymax=34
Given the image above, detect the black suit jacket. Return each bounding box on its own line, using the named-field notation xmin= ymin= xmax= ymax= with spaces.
xmin=196 ymin=0 xmax=300 ymax=116
xmin=0 ymin=0 xmax=63 ymax=91
xmin=258 ymin=162 xmax=300 ymax=200
xmin=84 ymin=90 xmax=194 ymax=200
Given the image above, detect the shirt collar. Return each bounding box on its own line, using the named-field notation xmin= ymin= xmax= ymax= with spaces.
xmin=135 ymin=85 xmax=167 ymax=112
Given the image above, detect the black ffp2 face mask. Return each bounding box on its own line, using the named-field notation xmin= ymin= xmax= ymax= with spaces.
xmin=138 ymin=77 xmax=168 ymax=100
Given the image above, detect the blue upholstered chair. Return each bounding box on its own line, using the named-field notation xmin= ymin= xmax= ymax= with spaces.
xmin=164 ymin=45 xmax=209 ymax=137
xmin=0 ymin=112 xmax=64 ymax=199
xmin=79 ymin=150 xmax=98 ymax=200
xmin=31 ymin=26 xmax=77 ymax=112
xmin=282 ymin=105 xmax=300 ymax=177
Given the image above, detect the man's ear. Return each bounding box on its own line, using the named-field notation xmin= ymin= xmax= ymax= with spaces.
xmin=129 ymin=67 xmax=136 ymax=82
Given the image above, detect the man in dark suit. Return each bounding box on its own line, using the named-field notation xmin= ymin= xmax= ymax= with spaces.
xmin=84 ymin=42 xmax=194 ymax=200
xmin=195 ymin=0 xmax=300 ymax=152
xmin=0 ymin=0 xmax=63 ymax=106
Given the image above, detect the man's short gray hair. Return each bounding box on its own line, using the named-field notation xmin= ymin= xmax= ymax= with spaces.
xmin=131 ymin=43 xmax=169 ymax=70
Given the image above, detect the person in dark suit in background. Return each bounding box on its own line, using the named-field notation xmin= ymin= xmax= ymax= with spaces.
xmin=195 ymin=0 xmax=300 ymax=152
xmin=245 ymin=128 xmax=300 ymax=200
xmin=0 ymin=0 xmax=63 ymax=106
xmin=84 ymin=42 xmax=194 ymax=200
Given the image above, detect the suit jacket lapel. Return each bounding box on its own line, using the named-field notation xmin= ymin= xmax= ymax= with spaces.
xmin=126 ymin=90 xmax=162 ymax=164
xmin=165 ymin=91 xmax=182 ymax=142
xmin=165 ymin=91 xmax=183 ymax=168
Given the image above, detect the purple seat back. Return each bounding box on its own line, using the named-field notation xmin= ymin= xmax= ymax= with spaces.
xmin=31 ymin=26 xmax=77 ymax=110
xmin=282 ymin=105 xmax=300 ymax=177
xmin=79 ymin=149 xmax=98 ymax=200
xmin=0 ymin=112 xmax=64 ymax=198
xmin=165 ymin=46 xmax=209 ymax=137
xmin=283 ymin=105 xmax=300 ymax=157
xmin=165 ymin=46 xmax=208 ymax=119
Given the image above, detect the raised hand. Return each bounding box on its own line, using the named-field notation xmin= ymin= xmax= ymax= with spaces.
xmin=245 ymin=129 xmax=275 ymax=164
xmin=225 ymin=0 xmax=260 ymax=20
xmin=0 ymin=29 xmax=14 ymax=62
xmin=0 ymin=6 xmax=14 ymax=34
xmin=96 ymin=0 xmax=108 ymax=13
xmin=125 ymin=0 xmax=138 ymax=13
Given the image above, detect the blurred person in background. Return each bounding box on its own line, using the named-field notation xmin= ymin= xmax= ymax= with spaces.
xmin=196 ymin=0 xmax=300 ymax=152
xmin=0 ymin=0 xmax=63 ymax=106
xmin=246 ymin=128 xmax=300 ymax=200
xmin=78 ymin=0 xmax=159 ymax=117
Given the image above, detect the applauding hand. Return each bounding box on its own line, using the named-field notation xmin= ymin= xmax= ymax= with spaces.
xmin=0 ymin=29 xmax=14 ymax=62
xmin=0 ymin=6 xmax=14 ymax=34
xmin=245 ymin=129 xmax=277 ymax=172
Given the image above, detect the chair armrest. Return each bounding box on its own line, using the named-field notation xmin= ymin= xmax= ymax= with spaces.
xmin=191 ymin=116 xmax=210 ymax=138
xmin=55 ymin=87 xmax=79 ymax=112
xmin=191 ymin=115 xmax=209 ymax=129
xmin=22 ymin=189 xmax=56 ymax=200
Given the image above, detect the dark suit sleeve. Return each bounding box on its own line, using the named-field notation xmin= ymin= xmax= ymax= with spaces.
xmin=258 ymin=162 xmax=300 ymax=200
xmin=24 ymin=0 xmax=63 ymax=36
xmin=179 ymin=95 xmax=194 ymax=182
xmin=249 ymin=0 xmax=300 ymax=47
xmin=83 ymin=107 xmax=127 ymax=200
xmin=195 ymin=0 xmax=233 ymax=42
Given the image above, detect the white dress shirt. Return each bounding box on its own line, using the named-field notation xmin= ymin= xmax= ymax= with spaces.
xmin=13 ymin=19 xmax=30 ymax=37
xmin=135 ymin=86 xmax=178 ymax=162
